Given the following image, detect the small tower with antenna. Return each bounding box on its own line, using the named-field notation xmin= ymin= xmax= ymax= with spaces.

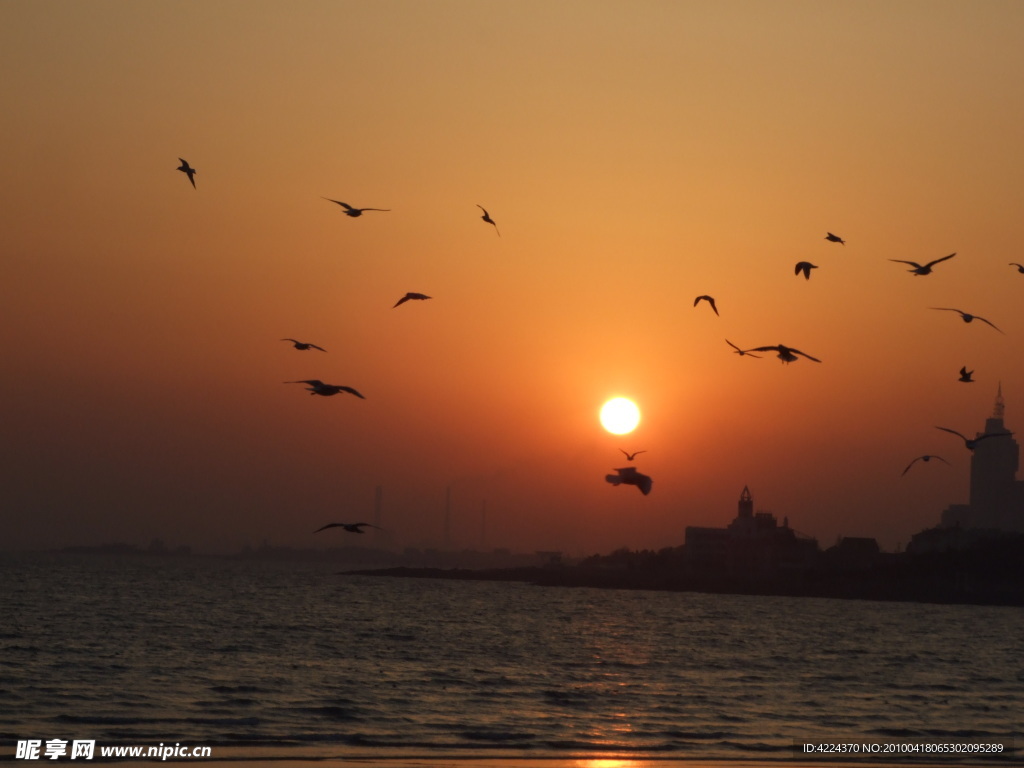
xmin=738 ymin=485 xmax=754 ymax=519
xmin=444 ymin=486 xmax=452 ymax=549
xmin=373 ymin=485 xmax=383 ymax=530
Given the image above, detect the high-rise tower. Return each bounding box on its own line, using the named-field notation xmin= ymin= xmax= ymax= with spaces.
xmin=942 ymin=387 xmax=1024 ymax=532
xmin=969 ymin=384 xmax=1018 ymax=516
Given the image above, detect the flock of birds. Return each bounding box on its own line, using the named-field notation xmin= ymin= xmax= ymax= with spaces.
xmin=681 ymin=230 xmax=1019 ymax=486
xmin=176 ymin=157 xmax=505 ymax=535
xmin=176 ymin=158 xmax=1016 ymax=510
xmin=693 ymin=248 xmax=1005 ymax=364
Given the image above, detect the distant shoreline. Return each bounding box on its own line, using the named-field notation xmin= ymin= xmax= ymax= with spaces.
xmin=341 ymin=564 xmax=1024 ymax=608
xmin=18 ymin=539 xmax=1024 ymax=608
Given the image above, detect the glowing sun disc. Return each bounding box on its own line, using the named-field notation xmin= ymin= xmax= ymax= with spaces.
xmin=600 ymin=397 xmax=640 ymax=435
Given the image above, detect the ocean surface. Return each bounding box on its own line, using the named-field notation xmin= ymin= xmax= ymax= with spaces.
xmin=1 ymin=553 xmax=1022 ymax=764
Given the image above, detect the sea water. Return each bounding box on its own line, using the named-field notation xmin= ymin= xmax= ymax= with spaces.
xmin=1 ymin=553 xmax=1021 ymax=762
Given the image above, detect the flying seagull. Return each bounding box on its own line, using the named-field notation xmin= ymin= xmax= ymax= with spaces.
xmin=477 ymin=205 xmax=500 ymax=236
xmin=795 ymin=261 xmax=818 ymax=280
xmin=744 ymin=344 xmax=821 ymax=363
xmin=322 ymin=198 xmax=390 ymax=217
xmin=929 ymin=307 xmax=1004 ymax=334
xmin=694 ymin=295 xmax=719 ymax=315
xmin=605 ymin=466 xmax=652 ymax=495
xmin=901 ymin=455 xmax=950 ymax=476
xmin=393 ymin=292 xmax=431 ymax=308
xmin=889 ymin=252 xmax=956 ymax=275
xmin=286 ymin=380 xmax=365 ymax=398
xmin=177 ymin=158 xmax=196 ymax=188
xmin=825 ymin=232 xmax=845 ymax=245
xmin=314 ymin=522 xmax=380 ymax=534
xmin=620 ymin=449 xmax=646 ymax=461
xmin=935 ymin=426 xmax=1012 ymax=451
xmin=1010 ymin=263 xmax=1024 ymax=273
xmin=726 ymin=339 xmax=761 ymax=358
xmin=958 ymin=366 xmax=974 ymax=383
xmin=281 ymin=338 xmax=326 ymax=352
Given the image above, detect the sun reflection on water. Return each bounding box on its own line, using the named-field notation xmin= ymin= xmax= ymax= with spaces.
xmin=573 ymin=760 xmax=646 ymax=768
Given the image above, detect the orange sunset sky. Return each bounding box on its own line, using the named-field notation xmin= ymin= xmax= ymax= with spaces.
xmin=3 ymin=0 xmax=1024 ymax=555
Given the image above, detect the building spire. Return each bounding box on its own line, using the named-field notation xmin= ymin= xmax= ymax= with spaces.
xmin=994 ymin=382 xmax=1005 ymax=420
xmin=738 ymin=485 xmax=753 ymax=518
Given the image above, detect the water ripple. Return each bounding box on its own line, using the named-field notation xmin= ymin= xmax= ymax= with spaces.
xmin=2 ymin=554 xmax=1022 ymax=761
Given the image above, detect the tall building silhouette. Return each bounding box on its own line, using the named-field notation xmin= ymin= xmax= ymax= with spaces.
xmin=940 ymin=386 xmax=1024 ymax=533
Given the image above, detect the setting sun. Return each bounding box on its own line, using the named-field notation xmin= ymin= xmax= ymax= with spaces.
xmin=600 ymin=397 xmax=641 ymax=435
xmin=3 ymin=3 xmax=1022 ymax=767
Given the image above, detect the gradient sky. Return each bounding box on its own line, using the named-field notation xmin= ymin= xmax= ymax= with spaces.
xmin=4 ymin=0 xmax=1024 ymax=555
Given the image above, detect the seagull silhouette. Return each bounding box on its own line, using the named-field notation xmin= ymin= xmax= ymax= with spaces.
xmin=281 ymin=339 xmax=326 ymax=352
xmin=929 ymin=308 xmax=1004 ymax=334
xmin=314 ymin=522 xmax=380 ymax=534
xmin=177 ymin=158 xmax=196 ymax=188
xmin=935 ymin=426 xmax=1012 ymax=451
xmin=795 ymin=262 xmax=818 ymax=280
xmin=620 ymin=449 xmax=646 ymax=461
xmin=958 ymin=366 xmax=974 ymax=383
xmin=286 ymin=380 xmax=365 ymax=398
xmin=745 ymin=344 xmax=821 ymax=363
xmin=825 ymin=232 xmax=845 ymax=245
xmin=694 ymin=295 xmax=718 ymax=315
xmin=393 ymin=292 xmax=431 ymax=308
xmin=322 ymin=198 xmax=390 ymax=217
xmin=889 ymin=252 xmax=956 ymax=275
xmin=901 ymin=455 xmax=950 ymax=476
xmin=605 ymin=466 xmax=652 ymax=495
xmin=477 ymin=205 xmax=500 ymax=236
xmin=1010 ymin=263 xmax=1024 ymax=273
xmin=726 ymin=339 xmax=761 ymax=358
